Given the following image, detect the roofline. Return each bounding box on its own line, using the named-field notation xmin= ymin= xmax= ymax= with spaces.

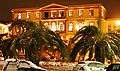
xmin=11 ymin=3 xmax=106 ymax=12
xmin=40 ymin=3 xmax=68 ymax=9
xmin=106 ymin=18 xmax=120 ymax=21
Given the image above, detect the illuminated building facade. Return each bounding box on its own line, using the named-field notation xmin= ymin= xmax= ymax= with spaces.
xmin=11 ymin=3 xmax=107 ymax=42
xmin=106 ymin=18 xmax=120 ymax=32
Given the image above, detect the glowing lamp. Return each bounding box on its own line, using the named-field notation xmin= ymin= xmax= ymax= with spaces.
xmin=116 ymin=20 xmax=120 ymax=25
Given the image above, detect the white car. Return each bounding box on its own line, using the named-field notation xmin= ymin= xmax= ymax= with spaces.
xmin=73 ymin=61 xmax=106 ymax=71
xmin=3 ymin=58 xmax=47 ymax=71
xmin=106 ymin=62 xmax=120 ymax=71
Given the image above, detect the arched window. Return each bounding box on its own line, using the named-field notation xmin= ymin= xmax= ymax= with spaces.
xmin=18 ymin=13 xmax=22 ymax=19
xmin=35 ymin=12 xmax=40 ymax=18
xmin=44 ymin=22 xmax=48 ymax=26
xmin=68 ymin=23 xmax=73 ymax=31
xmin=26 ymin=12 xmax=30 ymax=19
xmin=89 ymin=22 xmax=94 ymax=26
xmin=51 ymin=22 xmax=56 ymax=31
xmin=59 ymin=22 xmax=64 ymax=31
xmin=76 ymin=23 xmax=84 ymax=31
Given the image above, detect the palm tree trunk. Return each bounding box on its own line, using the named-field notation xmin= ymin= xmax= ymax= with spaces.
xmin=95 ymin=42 xmax=105 ymax=63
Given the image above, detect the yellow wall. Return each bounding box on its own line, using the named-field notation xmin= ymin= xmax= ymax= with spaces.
xmin=11 ymin=3 xmax=107 ymax=41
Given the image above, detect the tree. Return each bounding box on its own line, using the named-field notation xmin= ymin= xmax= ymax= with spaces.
xmin=70 ymin=18 xmax=120 ymax=63
xmin=10 ymin=20 xmax=70 ymax=65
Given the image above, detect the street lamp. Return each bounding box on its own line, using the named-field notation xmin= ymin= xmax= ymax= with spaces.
xmin=116 ymin=20 xmax=120 ymax=25
xmin=116 ymin=20 xmax=120 ymax=30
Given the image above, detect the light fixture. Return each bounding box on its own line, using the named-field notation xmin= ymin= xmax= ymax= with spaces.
xmin=116 ymin=20 xmax=120 ymax=25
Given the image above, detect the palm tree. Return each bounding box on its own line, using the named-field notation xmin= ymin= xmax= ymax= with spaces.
xmin=70 ymin=18 xmax=120 ymax=63
xmin=10 ymin=20 xmax=70 ymax=65
xmin=45 ymin=30 xmax=71 ymax=61
xmin=0 ymin=34 xmax=14 ymax=59
xmin=10 ymin=20 xmax=48 ymax=65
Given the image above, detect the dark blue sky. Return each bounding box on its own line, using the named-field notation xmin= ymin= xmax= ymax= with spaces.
xmin=0 ymin=0 xmax=120 ymax=20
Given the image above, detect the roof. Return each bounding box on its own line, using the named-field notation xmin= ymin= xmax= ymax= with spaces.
xmin=11 ymin=3 xmax=106 ymax=12
xmin=78 ymin=61 xmax=103 ymax=64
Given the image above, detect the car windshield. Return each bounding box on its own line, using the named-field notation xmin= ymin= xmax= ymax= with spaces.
xmin=78 ymin=62 xmax=86 ymax=64
xmin=18 ymin=61 xmax=31 ymax=68
xmin=88 ymin=63 xmax=105 ymax=68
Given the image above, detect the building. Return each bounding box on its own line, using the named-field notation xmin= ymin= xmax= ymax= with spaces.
xmin=106 ymin=18 xmax=120 ymax=32
xmin=10 ymin=3 xmax=120 ymax=61
xmin=11 ymin=3 xmax=108 ymax=42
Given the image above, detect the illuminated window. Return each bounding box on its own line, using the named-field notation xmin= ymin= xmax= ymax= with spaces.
xmin=79 ymin=23 xmax=84 ymax=29
xmin=51 ymin=22 xmax=56 ymax=31
xmin=59 ymin=10 xmax=64 ymax=17
xmin=51 ymin=11 xmax=57 ymax=17
xmin=59 ymin=22 xmax=64 ymax=31
xmin=89 ymin=22 xmax=94 ymax=26
xmin=44 ymin=12 xmax=49 ymax=18
xmin=2 ymin=25 xmax=8 ymax=34
xmin=44 ymin=22 xmax=48 ymax=26
xmin=76 ymin=23 xmax=84 ymax=31
xmin=69 ymin=10 xmax=73 ymax=17
xmin=102 ymin=9 xmax=104 ymax=17
xmin=79 ymin=9 xmax=83 ymax=16
xmin=68 ymin=23 xmax=73 ymax=31
xmin=26 ymin=12 xmax=30 ymax=19
xmin=89 ymin=10 xmax=94 ymax=16
xmin=44 ymin=22 xmax=49 ymax=28
xmin=18 ymin=13 xmax=22 ymax=19
xmin=35 ymin=12 xmax=40 ymax=18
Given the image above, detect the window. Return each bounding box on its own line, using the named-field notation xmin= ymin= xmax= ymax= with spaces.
xmin=26 ymin=12 xmax=30 ymax=19
xmin=44 ymin=22 xmax=48 ymax=26
xmin=44 ymin=12 xmax=49 ymax=18
xmin=79 ymin=9 xmax=83 ymax=16
xmin=68 ymin=23 xmax=73 ymax=31
xmin=79 ymin=23 xmax=84 ymax=29
xmin=59 ymin=10 xmax=64 ymax=17
xmin=102 ymin=9 xmax=104 ymax=17
xmin=35 ymin=12 xmax=40 ymax=18
xmin=51 ymin=22 xmax=56 ymax=31
xmin=51 ymin=11 xmax=57 ymax=17
xmin=69 ymin=10 xmax=73 ymax=17
xmin=89 ymin=9 xmax=94 ymax=16
xmin=89 ymin=22 xmax=94 ymax=26
xmin=45 ymin=22 xmax=65 ymax=32
xmin=59 ymin=22 xmax=64 ymax=31
xmin=44 ymin=22 xmax=49 ymax=28
xmin=76 ymin=23 xmax=84 ymax=31
xmin=18 ymin=13 xmax=22 ymax=19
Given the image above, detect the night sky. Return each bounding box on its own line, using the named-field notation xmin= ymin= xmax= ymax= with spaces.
xmin=0 ymin=0 xmax=120 ymax=21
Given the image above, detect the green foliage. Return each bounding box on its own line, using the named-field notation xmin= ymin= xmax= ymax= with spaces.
xmin=8 ymin=18 xmax=120 ymax=64
xmin=70 ymin=18 xmax=120 ymax=63
xmin=10 ymin=20 xmax=70 ymax=64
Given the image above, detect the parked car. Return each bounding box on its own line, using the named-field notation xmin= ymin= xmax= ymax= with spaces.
xmin=106 ymin=62 xmax=120 ymax=71
xmin=3 ymin=58 xmax=47 ymax=71
xmin=73 ymin=61 xmax=106 ymax=71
